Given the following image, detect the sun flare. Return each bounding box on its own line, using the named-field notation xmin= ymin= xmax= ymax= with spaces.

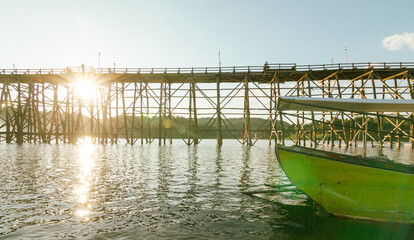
xmin=73 ymin=78 xmax=97 ymax=100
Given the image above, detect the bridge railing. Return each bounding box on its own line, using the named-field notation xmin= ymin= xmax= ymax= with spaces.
xmin=285 ymin=62 xmax=414 ymax=71
xmin=1 ymin=62 xmax=414 ymax=75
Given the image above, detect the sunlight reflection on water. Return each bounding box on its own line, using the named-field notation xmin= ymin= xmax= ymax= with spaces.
xmin=74 ymin=137 xmax=95 ymax=221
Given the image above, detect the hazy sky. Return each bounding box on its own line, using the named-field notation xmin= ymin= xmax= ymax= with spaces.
xmin=1 ymin=0 xmax=413 ymax=69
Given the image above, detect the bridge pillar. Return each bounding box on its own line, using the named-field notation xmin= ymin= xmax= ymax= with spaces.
xmin=216 ymin=76 xmax=223 ymax=146
xmin=159 ymin=81 xmax=163 ymax=146
xmin=192 ymin=80 xmax=198 ymax=145
xmin=16 ymin=79 xmax=23 ymax=144
xmin=243 ymin=75 xmax=252 ymax=146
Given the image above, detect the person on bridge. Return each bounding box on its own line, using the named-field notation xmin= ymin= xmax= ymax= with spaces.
xmin=263 ymin=61 xmax=269 ymax=72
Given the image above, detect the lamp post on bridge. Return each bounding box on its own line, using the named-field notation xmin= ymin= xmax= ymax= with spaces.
xmin=98 ymin=52 xmax=101 ymax=72
xmin=345 ymin=47 xmax=348 ymax=64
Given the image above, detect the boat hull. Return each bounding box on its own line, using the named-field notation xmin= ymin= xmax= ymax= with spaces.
xmin=276 ymin=145 xmax=414 ymax=223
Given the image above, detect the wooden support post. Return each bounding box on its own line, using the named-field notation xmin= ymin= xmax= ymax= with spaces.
xmin=96 ymin=84 xmax=100 ymax=144
xmin=159 ymin=82 xmax=163 ymax=146
xmin=4 ymin=83 xmax=11 ymax=143
xmin=336 ymin=75 xmax=347 ymax=147
xmin=410 ymin=115 xmax=414 ymax=149
xmin=301 ymin=80 xmax=306 ymax=147
xmin=27 ymin=83 xmax=33 ymax=143
xmin=68 ymin=84 xmax=72 ymax=143
xmin=408 ymin=115 xmax=414 ymax=148
xmin=361 ymin=78 xmax=366 ymax=149
xmin=277 ymin=79 xmax=284 ymax=145
xmin=269 ymin=81 xmax=273 ymax=145
xmin=328 ymin=80 xmax=334 ymax=146
xmin=131 ymin=82 xmax=137 ymax=145
xmin=295 ymin=82 xmax=300 ymax=146
xmin=47 ymin=84 xmax=53 ymax=143
xmin=322 ymin=79 xmax=326 ymax=146
xmin=100 ymin=85 xmax=105 ymax=144
xmin=394 ymin=78 xmax=401 ymax=148
xmin=115 ymin=82 xmax=119 ymax=143
xmin=63 ymin=84 xmax=68 ymax=143
xmin=381 ymin=84 xmax=386 ymax=146
xmin=140 ymin=82 xmax=144 ymax=145
xmin=33 ymin=83 xmax=39 ymax=143
xmin=163 ymin=80 xmax=167 ymax=145
xmin=396 ymin=113 xmax=400 ymax=148
xmin=216 ymin=76 xmax=223 ymax=146
xmin=363 ymin=115 xmax=367 ymax=150
xmin=16 ymin=79 xmax=23 ymax=144
xmin=146 ymin=83 xmax=151 ymax=143
xmin=107 ymin=84 xmax=112 ymax=144
xmin=90 ymin=86 xmax=94 ymax=142
xmin=308 ymin=77 xmax=317 ymax=147
xmin=408 ymin=76 xmax=414 ymax=148
xmin=121 ymin=83 xmax=129 ymax=144
xmin=188 ymin=80 xmax=192 ymax=145
xmin=0 ymin=83 xmax=6 ymax=142
xmin=168 ymin=82 xmax=172 ymax=144
xmin=99 ymin=85 xmax=103 ymax=144
xmin=192 ymin=80 xmax=198 ymax=145
xmin=72 ymin=84 xmax=77 ymax=144
xmin=243 ymin=75 xmax=252 ymax=146
xmin=33 ymin=84 xmax=40 ymax=143
xmin=53 ymin=84 xmax=59 ymax=144
xmin=372 ymin=76 xmax=382 ymax=148
xmin=272 ymin=81 xmax=279 ymax=144
xmin=378 ymin=114 xmax=384 ymax=148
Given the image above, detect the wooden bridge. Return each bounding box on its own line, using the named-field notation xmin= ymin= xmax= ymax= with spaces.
xmin=0 ymin=62 xmax=413 ymax=147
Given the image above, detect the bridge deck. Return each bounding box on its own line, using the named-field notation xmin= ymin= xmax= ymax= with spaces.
xmin=0 ymin=62 xmax=413 ymax=83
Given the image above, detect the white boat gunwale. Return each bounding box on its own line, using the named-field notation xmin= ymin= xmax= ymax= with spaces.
xmin=276 ymin=145 xmax=414 ymax=175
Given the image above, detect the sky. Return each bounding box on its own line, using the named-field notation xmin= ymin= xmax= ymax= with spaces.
xmin=1 ymin=0 xmax=413 ymax=69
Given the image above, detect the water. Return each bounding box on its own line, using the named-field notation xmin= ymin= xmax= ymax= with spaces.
xmin=0 ymin=139 xmax=413 ymax=239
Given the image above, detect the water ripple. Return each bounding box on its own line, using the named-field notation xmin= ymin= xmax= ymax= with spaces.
xmin=0 ymin=140 xmax=413 ymax=239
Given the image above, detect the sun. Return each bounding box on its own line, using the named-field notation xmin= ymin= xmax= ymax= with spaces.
xmin=73 ymin=78 xmax=97 ymax=100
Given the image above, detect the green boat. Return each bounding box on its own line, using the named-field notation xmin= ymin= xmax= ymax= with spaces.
xmin=274 ymin=96 xmax=414 ymax=223
xmin=276 ymin=145 xmax=414 ymax=223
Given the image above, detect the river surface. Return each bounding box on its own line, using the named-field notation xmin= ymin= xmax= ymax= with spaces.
xmin=0 ymin=139 xmax=413 ymax=239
